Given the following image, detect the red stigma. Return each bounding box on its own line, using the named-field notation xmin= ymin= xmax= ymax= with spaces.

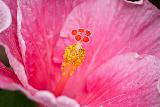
xmin=71 ymin=28 xmax=91 ymax=43
xmin=83 ymin=36 xmax=89 ymax=42
xmin=78 ymin=28 xmax=84 ymax=32
xmin=75 ymin=35 xmax=81 ymax=41
xmin=86 ymin=30 xmax=91 ymax=36
xmin=72 ymin=30 xmax=77 ymax=35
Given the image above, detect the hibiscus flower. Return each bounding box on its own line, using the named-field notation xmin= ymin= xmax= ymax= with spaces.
xmin=0 ymin=0 xmax=160 ymax=106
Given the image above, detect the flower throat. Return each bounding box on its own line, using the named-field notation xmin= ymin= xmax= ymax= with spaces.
xmin=54 ymin=28 xmax=91 ymax=96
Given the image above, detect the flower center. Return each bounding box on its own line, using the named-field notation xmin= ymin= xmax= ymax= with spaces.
xmin=54 ymin=28 xmax=91 ymax=96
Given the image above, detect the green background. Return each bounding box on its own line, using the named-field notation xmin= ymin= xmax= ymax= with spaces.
xmin=0 ymin=90 xmax=38 ymax=107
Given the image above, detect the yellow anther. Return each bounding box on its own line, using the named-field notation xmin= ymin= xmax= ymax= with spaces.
xmin=55 ymin=43 xmax=86 ymax=96
xmin=61 ymin=43 xmax=86 ymax=76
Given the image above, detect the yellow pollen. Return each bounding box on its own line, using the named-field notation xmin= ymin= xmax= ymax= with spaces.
xmin=55 ymin=43 xmax=86 ymax=96
xmin=61 ymin=43 xmax=85 ymax=76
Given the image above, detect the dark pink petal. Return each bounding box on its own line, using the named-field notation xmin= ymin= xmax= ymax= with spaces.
xmin=65 ymin=53 xmax=160 ymax=106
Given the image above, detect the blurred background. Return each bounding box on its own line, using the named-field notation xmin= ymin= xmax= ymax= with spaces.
xmin=0 ymin=46 xmax=37 ymax=107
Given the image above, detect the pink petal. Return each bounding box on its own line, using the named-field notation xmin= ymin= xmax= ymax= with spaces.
xmin=0 ymin=0 xmax=29 ymax=89
xmin=55 ymin=0 xmax=160 ymax=97
xmin=0 ymin=0 xmax=22 ymax=62
xmin=0 ymin=0 xmax=28 ymax=86
xmin=18 ymin=0 xmax=87 ymax=91
xmin=1 ymin=0 xmax=86 ymax=91
xmin=0 ymin=18 xmax=57 ymax=107
xmin=0 ymin=61 xmax=21 ymax=86
xmin=66 ymin=53 xmax=160 ymax=106
xmin=0 ymin=44 xmax=56 ymax=107
xmin=0 ymin=43 xmax=29 ymax=87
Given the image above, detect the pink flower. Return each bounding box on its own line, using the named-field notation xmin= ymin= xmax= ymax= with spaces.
xmin=0 ymin=0 xmax=160 ymax=106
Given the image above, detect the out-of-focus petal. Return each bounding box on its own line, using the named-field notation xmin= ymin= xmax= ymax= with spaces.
xmin=65 ymin=53 xmax=160 ymax=106
xmin=0 ymin=0 xmax=11 ymax=32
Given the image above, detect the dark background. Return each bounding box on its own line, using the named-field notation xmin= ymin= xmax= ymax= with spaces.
xmin=0 ymin=90 xmax=37 ymax=107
